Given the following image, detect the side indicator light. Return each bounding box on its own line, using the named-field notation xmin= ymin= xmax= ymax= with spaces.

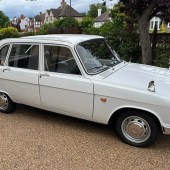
xmin=101 ymin=98 xmax=107 ymax=102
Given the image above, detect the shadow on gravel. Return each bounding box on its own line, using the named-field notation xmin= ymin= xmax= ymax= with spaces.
xmin=13 ymin=104 xmax=170 ymax=150
xmin=15 ymin=104 xmax=115 ymax=137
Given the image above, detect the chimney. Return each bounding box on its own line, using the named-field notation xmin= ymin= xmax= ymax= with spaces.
xmin=61 ymin=0 xmax=66 ymax=8
xmin=98 ymin=9 xmax=101 ymax=17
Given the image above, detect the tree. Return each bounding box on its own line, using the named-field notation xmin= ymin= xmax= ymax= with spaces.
xmin=0 ymin=11 xmax=9 ymax=28
xmin=38 ymin=23 xmax=55 ymax=34
xmin=53 ymin=17 xmax=79 ymax=28
xmin=88 ymin=3 xmax=107 ymax=19
xmin=80 ymin=17 xmax=93 ymax=28
xmin=120 ymin=0 xmax=170 ymax=65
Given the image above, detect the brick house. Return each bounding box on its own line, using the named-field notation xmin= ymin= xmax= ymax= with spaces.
xmin=44 ymin=0 xmax=84 ymax=24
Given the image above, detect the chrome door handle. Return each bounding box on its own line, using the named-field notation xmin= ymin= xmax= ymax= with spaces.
xmin=3 ymin=68 xmax=11 ymax=72
xmin=39 ymin=73 xmax=50 ymax=78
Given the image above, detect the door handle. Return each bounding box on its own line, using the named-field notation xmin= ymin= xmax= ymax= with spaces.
xmin=39 ymin=73 xmax=50 ymax=78
xmin=3 ymin=68 xmax=11 ymax=72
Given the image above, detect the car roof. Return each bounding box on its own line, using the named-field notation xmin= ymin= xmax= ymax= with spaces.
xmin=21 ymin=34 xmax=104 ymax=44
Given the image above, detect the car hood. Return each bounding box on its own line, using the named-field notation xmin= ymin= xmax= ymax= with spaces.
xmin=103 ymin=63 xmax=170 ymax=98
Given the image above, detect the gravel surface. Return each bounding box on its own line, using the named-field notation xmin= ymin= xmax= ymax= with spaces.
xmin=0 ymin=104 xmax=170 ymax=170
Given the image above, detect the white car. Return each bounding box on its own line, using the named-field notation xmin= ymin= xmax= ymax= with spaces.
xmin=0 ymin=34 xmax=170 ymax=147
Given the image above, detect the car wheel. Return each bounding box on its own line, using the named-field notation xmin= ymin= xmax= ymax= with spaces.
xmin=0 ymin=92 xmax=15 ymax=113
xmin=116 ymin=110 xmax=159 ymax=147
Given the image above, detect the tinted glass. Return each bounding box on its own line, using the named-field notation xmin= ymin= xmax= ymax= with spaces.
xmin=0 ymin=45 xmax=9 ymax=66
xmin=8 ymin=44 xmax=39 ymax=70
xmin=44 ymin=45 xmax=81 ymax=75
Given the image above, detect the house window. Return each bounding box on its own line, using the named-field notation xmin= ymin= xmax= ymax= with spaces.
xmin=168 ymin=23 xmax=170 ymax=28
xmin=46 ymin=17 xmax=48 ymax=22
xmin=35 ymin=21 xmax=41 ymax=28
xmin=149 ymin=17 xmax=161 ymax=30
xmin=50 ymin=16 xmax=53 ymax=21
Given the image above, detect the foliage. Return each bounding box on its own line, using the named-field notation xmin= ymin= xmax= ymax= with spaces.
xmin=0 ymin=27 xmax=20 ymax=39
xmin=80 ymin=17 xmax=93 ymax=28
xmin=21 ymin=31 xmax=37 ymax=37
xmin=53 ymin=17 xmax=79 ymax=28
xmin=87 ymin=3 xmax=107 ymax=19
xmin=0 ymin=11 xmax=9 ymax=28
xmin=153 ymin=48 xmax=170 ymax=68
xmin=109 ymin=2 xmax=137 ymax=33
xmin=38 ymin=23 xmax=55 ymax=35
xmin=119 ymin=0 xmax=170 ymax=65
xmin=100 ymin=23 xmax=140 ymax=62
xmin=83 ymin=27 xmax=100 ymax=35
xmin=98 ymin=4 xmax=140 ymax=63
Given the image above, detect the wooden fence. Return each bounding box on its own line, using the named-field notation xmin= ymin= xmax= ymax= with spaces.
xmin=150 ymin=33 xmax=170 ymax=48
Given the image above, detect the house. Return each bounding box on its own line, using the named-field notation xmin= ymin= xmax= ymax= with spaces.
xmin=149 ymin=16 xmax=170 ymax=33
xmin=10 ymin=15 xmax=30 ymax=32
xmin=44 ymin=0 xmax=84 ymax=24
xmin=93 ymin=11 xmax=110 ymax=28
xmin=18 ymin=14 xmax=30 ymax=32
xmin=30 ymin=12 xmax=45 ymax=32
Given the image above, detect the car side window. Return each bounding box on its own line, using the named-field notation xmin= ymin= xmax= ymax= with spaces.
xmin=0 ymin=45 xmax=10 ymax=66
xmin=44 ymin=45 xmax=81 ymax=75
xmin=8 ymin=44 xmax=39 ymax=70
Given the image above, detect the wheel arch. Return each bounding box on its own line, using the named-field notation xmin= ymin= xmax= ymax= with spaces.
xmin=0 ymin=90 xmax=13 ymax=101
xmin=108 ymin=107 xmax=162 ymax=132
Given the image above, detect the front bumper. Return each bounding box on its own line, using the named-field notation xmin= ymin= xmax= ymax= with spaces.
xmin=163 ymin=126 xmax=170 ymax=134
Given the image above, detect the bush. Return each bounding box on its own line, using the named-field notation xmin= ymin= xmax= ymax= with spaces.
xmin=0 ymin=27 xmax=20 ymax=39
xmin=53 ymin=17 xmax=79 ymax=28
xmin=38 ymin=23 xmax=55 ymax=35
xmin=153 ymin=48 xmax=170 ymax=68
xmin=83 ymin=27 xmax=100 ymax=35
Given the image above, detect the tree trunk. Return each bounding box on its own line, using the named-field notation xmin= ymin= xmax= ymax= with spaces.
xmin=138 ymin=18 xmax=152 ymax=65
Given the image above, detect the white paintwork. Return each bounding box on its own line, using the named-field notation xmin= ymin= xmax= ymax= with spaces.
xmin=0 ymin=35 xmax=170 ymax=134
xmin=39 ymin=72 xmax=93 ymax=117
xmin=20 ymin=17 xmax=30 ymax=31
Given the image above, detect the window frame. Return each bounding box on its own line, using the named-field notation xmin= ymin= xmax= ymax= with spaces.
xmin=0 ymin=44 xmax=11 ymax=66
xmin=168 ymin=23 xmax=170 ymax=28
xmin=6 ymin=42 xmax=40 ymax=71
xmin=42 ymin=43 xmax=82 ymax=76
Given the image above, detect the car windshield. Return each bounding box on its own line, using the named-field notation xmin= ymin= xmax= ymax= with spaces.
xmin=76 ymin=38 xmax=121 ymax=74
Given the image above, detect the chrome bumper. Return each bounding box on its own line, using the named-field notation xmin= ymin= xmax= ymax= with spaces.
xmin=163 ymin=126 xmax=170 ymax=134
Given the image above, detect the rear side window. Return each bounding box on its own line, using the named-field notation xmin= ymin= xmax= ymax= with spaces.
xmin=8 ymin=44 xmax=39 ymax=70
xmin=0 ymin=45 xmax=9 ymax=66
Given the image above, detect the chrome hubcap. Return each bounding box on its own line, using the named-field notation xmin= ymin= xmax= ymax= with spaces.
xmin=0 ymin=93 xmax=9 ymax=110
xmin=121 ymin=116 xmax=151 ymax=143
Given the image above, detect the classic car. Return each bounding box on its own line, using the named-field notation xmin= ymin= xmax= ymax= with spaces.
xmin=0 ymin=34 xmax=170 ymax=147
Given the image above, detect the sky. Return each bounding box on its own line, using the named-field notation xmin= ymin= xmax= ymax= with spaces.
xmin=0 ymin=0 xmax=118 ymax=19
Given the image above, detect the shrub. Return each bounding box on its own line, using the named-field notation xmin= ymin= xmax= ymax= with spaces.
xmin=0 ymin=27 xmax=20 ymax=39
xmin=153 ymin=48 xmax=170 ymax=68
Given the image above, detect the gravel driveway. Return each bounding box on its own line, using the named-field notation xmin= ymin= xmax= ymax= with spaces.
xmin=0 ymin=104 xmax=170 ymax=170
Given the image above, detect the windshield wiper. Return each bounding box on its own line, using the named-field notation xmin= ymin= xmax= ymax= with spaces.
xmin=87 ymin=65 xmax=110 ymax=72
xmin=87 ymin=65 xmax=103 ymax=70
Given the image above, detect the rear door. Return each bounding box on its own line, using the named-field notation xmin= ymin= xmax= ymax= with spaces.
xmin=1 ymin=43 xmax=41 ymax=106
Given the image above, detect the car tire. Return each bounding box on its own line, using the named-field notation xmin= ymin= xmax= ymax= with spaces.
xmin=116 ymin=110 xmax=159 ymax=147
xmin=0 ymin=92 xmax=15 ymax=113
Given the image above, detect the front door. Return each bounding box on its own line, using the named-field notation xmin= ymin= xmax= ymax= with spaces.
xmin=39 ymin=44 xmax=93 ymax=117
xmin=1 ymin=43 xmax=41 ymax=106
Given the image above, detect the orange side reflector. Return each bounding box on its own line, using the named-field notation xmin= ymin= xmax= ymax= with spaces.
xmin=101 ymin=98 xmax=107 ymax=102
